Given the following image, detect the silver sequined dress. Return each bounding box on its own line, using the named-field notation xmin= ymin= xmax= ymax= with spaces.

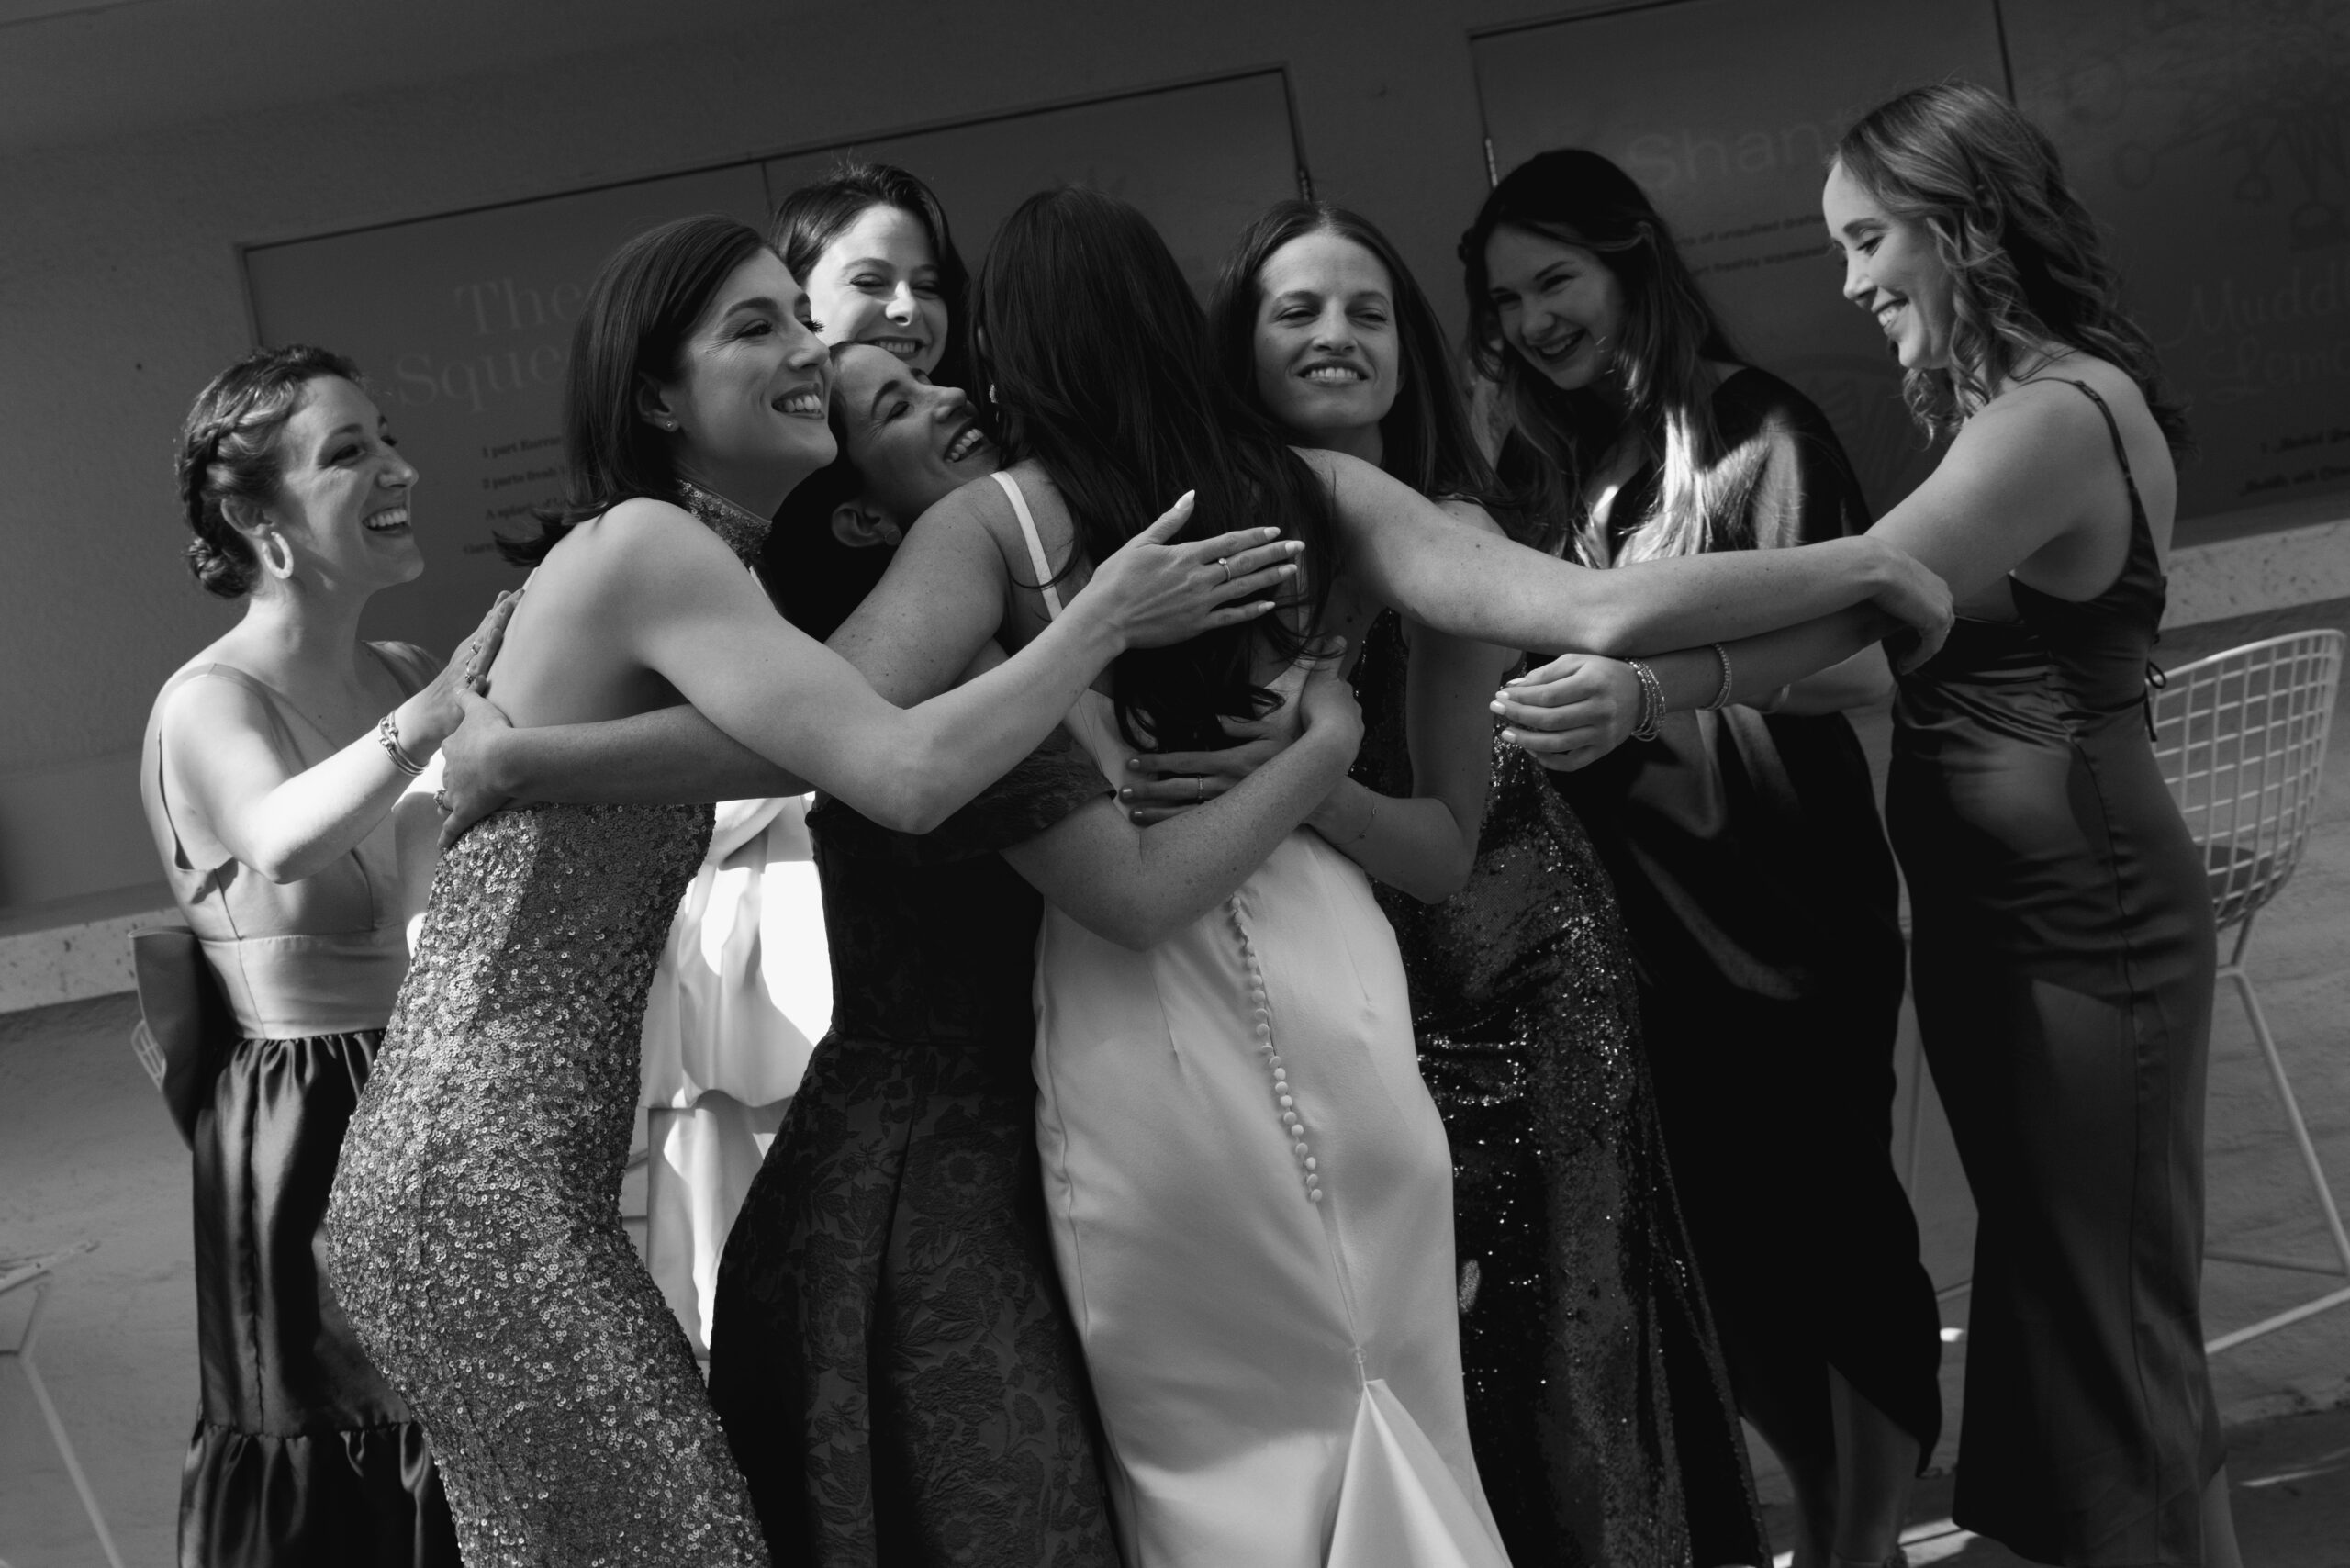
xmin=325 ymin=485 xmax=771 ymax=1568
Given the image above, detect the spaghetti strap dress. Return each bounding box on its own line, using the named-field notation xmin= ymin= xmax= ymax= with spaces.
xmin=325 ymin=482 xmax=771 ymax=1568
xmin=139 ymin=643 xmax=460 ymax=1568
xmin=1889 ymin=379 xmax=2222 ymax=1565
xmin=1002 ymin=471 xmax=1509 ymax=1568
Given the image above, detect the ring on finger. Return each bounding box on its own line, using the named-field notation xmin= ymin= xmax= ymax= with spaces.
xmin=1193 ymin=776 xmax=1207 ymax=801
xmin=1217 ymin=557 xmax=1233 ymax=586
xmin=434 ymin=787 xmax=451 ymax=814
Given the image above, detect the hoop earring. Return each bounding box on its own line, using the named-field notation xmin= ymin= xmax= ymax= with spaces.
xmin=258 ymin=529 xmax=296 ymax=581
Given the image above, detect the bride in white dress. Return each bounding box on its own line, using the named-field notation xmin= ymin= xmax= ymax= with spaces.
xmin=1003 ymin=463 xmax=1506 ymax=1565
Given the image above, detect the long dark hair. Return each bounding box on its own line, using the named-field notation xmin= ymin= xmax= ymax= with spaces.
xmin=1210 ymin=200 xmax=1514 ymax=533
xmin=175 ymin=343 xmax=364 ymax=597
xmin=1461 ymin=149 xmax=1748 ymax=564
xmin=971 ymin=186 xmax=1332 ymax=751
xmin=501 ymin=215 xmax=770 ymax=565
xmin=772 ymin=160 xmax=972 ymax=392
xmin=1835 ymin=83 xmax=2190 ymax=456
xmin=760 ymin=350 xmax=887 ymax=640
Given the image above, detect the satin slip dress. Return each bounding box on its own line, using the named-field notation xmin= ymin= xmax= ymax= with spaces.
xmin=1890 ymin=379 xmax=2221 ymax=1566
xmin=1002 ymin=471 xmax=1509 ymax=1568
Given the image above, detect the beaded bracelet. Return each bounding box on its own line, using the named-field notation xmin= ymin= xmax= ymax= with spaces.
xmin=1626 ymin=658 xmax=1665 ymax=742
xmin=1701 ymin=641 xmax=1736 ymax=711
xmin=375 ymin=712 xmax=424 ymax=776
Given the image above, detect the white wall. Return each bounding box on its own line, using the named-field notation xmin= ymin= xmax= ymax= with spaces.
xmin=0 ymin=0 xmax=1543 ymax=913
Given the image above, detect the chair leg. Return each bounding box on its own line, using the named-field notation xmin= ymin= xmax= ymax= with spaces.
xmin=2233 ymin=964 xmax=2350 ymax=1273
xmin=2204 ymin=958 xmax=2350 ymax=1355
xmin=6 ymin=1282 xmax=127 ymax=1568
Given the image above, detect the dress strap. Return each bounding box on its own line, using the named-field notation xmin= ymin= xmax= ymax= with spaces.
xmin=2025 ymin=377 xmax=2145 ymax=513
xmin=991 ymin=470 xmax=1064 ymax=622
xmin=2019 ymin=377 xmax=2167 ymax=735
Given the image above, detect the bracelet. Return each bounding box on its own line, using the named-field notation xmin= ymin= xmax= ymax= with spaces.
xmin=375 ymin=712 xmax=424 ymax=776
xmin=1702 ymin=642 xmax=1735 ymax=711
xmin=1626 ymin=658 xmax=1665 ymax=741
xmin=1336 ymin=791 xmax=1378 ymax=848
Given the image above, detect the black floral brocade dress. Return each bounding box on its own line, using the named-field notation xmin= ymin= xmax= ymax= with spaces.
xmin=1350 ymin=611 xmax=1767 ymax=1568
xmin=708 ymin=731 xmax=1119 ymax=1568
xmin=325 ymin=484 xmax=773 ymax=1568
xmin=1549 ymin=367 xmax=1942 ymax=1475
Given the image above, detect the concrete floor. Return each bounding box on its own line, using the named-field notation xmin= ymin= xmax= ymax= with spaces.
xmin=4 ymin=598 xmax=2345 ymax=1567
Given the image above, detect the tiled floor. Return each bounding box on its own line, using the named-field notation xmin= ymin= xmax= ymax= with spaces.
xmin=1760 ymin=1405 xmax=2350 ymax=1566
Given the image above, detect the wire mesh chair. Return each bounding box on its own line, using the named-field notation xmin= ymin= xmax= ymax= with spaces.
xmin=2150 ymin=628 xmax=2347 ymax=1353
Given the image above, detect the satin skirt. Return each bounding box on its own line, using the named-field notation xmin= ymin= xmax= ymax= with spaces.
xmin=1034 ymin=827 xmax=1507 ymax=1568
xmin=182 ymin=1028 xmax=457 ymax=1568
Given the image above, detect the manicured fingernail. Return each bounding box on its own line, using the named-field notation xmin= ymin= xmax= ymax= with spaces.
xmin=1125 ymin=758 xmax=1142 ymax=770
xmin=1118 ymin=787 xmax=1135 ymax=799
xmin=1489 ymin=700 xmax=1506 ymax=714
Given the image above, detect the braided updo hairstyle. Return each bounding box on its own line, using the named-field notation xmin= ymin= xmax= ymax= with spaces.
xmin=175 ymin=344 xmax=363 ymax=598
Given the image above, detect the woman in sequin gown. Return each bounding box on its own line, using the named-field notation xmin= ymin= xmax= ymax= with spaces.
xmin=1113 ymin=201 xmax=1763 ymax=1565
xmin=143 ymin=346 xmax=517 ymax=1568
xmin=322 ymin=218 xmax=1297 ymax=1568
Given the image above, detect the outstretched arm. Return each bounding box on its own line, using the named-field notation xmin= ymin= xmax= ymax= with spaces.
xmin=436 ymin=487 xmax=1298 ymax=829
xmin=1309 ymin=449 xmax=1952 ymax=666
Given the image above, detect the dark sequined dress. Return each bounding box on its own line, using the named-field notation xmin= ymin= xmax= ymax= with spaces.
xmin=708 ymin=734 xmax=1120 ymax=1568
xmin=1350 ymin=611 xmax=1766 ymax=1568
xmin=325 ymin=484 xmax=771 ymax=1568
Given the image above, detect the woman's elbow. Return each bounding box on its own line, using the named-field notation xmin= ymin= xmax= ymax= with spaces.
xmin=864 ymin=778 xmax=954 ymax=837
xmin=252 ymin=846 xmax=322 ymax=885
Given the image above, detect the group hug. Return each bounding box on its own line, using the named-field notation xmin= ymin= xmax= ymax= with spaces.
xmin=141 ymin=79 xmax=2237 ymax=1568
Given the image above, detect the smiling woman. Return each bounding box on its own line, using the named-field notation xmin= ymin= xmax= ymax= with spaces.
xmin=1465 ymin=149 xmax=1944 ymax=1568
xmin=773 ymin=160 xmax=968 ymax=385
xmin=1821 ymin=84 xmax=2234 ymax=1568
xmin=141 ymin=344 xmax=519 ymax=1568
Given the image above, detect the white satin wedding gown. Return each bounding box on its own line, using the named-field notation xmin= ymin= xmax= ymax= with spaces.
xmin=1000 ymin=471 xmax=1509 ymax=1568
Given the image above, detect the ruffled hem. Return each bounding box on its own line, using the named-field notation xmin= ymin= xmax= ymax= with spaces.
xmin=179 ymin=1417 xmax=458 ymax=1568
xmin=1328 ymin=1380 xmax=1511 ymax=1568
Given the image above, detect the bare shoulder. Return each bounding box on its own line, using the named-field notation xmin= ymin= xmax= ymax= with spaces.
xmin=1945 ymin=375 xmax=2109 ymax=481
xmin=955 ymin=459 xmax=1082 ymax=566
xmin=538 ymin=496 xmax=744 ymax=594
xmin=1290 ymin=445 xmax=1372 ymax=490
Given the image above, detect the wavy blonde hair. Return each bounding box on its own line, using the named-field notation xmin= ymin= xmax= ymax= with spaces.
xmin=1834 ymin=83 xmax=2189 ymax=456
